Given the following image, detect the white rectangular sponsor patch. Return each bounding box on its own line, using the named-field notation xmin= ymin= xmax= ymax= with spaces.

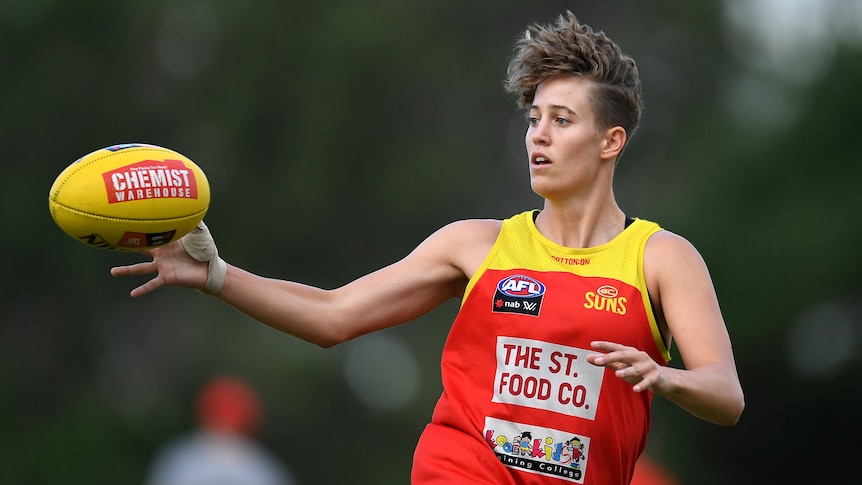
xmin=484 ymin=416 xmax=590 ymax=483
xmin=492 ymin=336 xmax=604 ymax=419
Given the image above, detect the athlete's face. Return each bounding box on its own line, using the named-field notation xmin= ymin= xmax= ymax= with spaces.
xmin=525 ymin=76 xmax=617 ymax=200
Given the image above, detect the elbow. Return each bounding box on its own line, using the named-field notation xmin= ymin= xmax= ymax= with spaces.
xmin=309 ymin=334 xmax=335 ymax=348
xmin=314 ymin=335 xmax=345 ymax=349
xmin=716 ymin=390 xmax=746 ymax=427
xmin=727 ymin=394 xmax=746 ymax=427
xmin=309 ymin=316 xmax=356 ymax=349
xmin=678 ymin=381 xmax=745 ymax=427
xmin=309 ymin=329 xmax=349 ymax=349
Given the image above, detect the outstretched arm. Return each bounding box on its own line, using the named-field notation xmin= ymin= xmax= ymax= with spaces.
xmin=111 ymin=219 xmax=501 ymax=348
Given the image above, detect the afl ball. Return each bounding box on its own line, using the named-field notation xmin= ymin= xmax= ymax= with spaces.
xmin=49 ymin=143 xmax=210 ymax=251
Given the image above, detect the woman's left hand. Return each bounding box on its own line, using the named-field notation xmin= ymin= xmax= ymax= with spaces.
xmin=586 ymin=340 xmax=666 ymax=393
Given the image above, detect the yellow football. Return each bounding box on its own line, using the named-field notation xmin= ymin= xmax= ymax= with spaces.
xmin=49 ymin=143 xmax=211 ymax=251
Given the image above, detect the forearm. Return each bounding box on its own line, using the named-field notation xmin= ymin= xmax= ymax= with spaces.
xmin=656 ymin=363 xmax=744 ymax=426
xmin=214 ymin=264 xmax=347 ymax=347
xmin=212 ymin=261 xmax=459 ymax=348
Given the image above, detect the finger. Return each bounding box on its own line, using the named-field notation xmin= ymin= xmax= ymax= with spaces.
xmin=588 ymin=353 xmax=626 ymax=367
xmin=590 ymin=340 xmax=626 ymax=352
xmin=111 ymin=261 xmax=156 ymax=277
xmin=615 ymin=363 xmax=637 ymax=378
xmin=585 ymin=353 xmax=607 ymax=366
xmin=129 ymin=276 xmax=165 ymax=298
xmin=632 ymin=374 xmax=655 ymax=393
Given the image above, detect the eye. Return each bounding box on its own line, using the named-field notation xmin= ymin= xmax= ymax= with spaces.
xmin=554 ymin=117 xmax=570 ymax=125
xmin=527 ymin=116 xmax=540 ymax=126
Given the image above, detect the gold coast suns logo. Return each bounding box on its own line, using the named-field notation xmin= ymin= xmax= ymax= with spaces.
xmin=583 ymin=285 xmax=627 ymax=316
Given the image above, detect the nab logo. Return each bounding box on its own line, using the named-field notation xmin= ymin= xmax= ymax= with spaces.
xmin=493 ymin=275 xmax=545 ymax=317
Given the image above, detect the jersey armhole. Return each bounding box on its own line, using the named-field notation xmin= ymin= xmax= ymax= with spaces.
xmin=639 ymin=225 xmax=672 ymax=363
xmin=460 ymin=217 xmax=510 ymax=307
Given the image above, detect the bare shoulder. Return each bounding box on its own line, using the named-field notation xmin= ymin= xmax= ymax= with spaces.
xmin=437 ymin=218 xmax=504 ymax=242
xmin=644 ymin=229 xmax=703 ymax=265
xmin=426 ymin=218 xmax=503 ymax=254
xmin=643 ymin=229 xmax=716 ymax=312
xmin=417 ymin=218 xmax=503 ymax=279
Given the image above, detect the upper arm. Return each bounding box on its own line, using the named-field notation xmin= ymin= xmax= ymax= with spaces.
xmin=643 ymin=231 xmax=744 ymax=425
xmin=329 ymin=218 xmax=502 ymax=340
xmin=644 ymin=231 xmax=737 ymax=372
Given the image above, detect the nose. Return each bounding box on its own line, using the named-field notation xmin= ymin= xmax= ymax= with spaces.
xmin=529 ymin=119 xmax=550 ymax=146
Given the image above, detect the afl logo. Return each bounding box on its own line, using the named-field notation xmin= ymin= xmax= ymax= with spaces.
xmin=596 ymin=285 xmax=618 ymax=298
xmin=497 ymin=275 xmax=546 ymax=298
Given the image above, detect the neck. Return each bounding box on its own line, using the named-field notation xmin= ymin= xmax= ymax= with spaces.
xmin=535 ymin=198 xmax=626 ymax=248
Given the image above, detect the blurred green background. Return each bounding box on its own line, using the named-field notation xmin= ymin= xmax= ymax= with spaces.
xmin=3 ymin=0 xmax=861 ymax=483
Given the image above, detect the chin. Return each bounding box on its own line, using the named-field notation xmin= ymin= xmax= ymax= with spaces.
xmin=529 ymin=179 xmax=556 ymax=199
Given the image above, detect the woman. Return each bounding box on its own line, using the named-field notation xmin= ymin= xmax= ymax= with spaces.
xmin=113 ymin=11 xmax=744 ymax=484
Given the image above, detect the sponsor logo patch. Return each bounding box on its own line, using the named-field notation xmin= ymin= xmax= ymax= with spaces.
xmin=102 ymin=159 xmax=199 ymax=203
xmin=583 ymin=284 xmax=627 ymax=316
xmin=493 ymin=275 xmax=545 ymax=317
xmin=493 ymin=336 xmax=604 ymax=419
xmin=484 ymin=416 xmax=590 ymax=483
xmin=118 ymin=230 xmax=177 ymax=248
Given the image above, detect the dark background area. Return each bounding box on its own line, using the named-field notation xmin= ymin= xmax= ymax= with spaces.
xmin=2 ymin=0 xmax=861 ymax=483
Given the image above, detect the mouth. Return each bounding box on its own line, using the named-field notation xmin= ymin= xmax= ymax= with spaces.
xmin=531 ymin=153 xmax=551 ymax=166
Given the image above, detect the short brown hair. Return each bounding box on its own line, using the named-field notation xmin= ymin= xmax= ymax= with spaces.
xmin=504 ymin=11 xmax=643 ymax=140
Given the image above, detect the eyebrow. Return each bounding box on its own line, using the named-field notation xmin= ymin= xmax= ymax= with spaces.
xmin=529 ymin=104 xmax=577 ymax=116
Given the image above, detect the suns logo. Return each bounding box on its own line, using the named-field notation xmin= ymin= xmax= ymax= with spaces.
xmin=583 ymin=285 xmax=627 ymax=316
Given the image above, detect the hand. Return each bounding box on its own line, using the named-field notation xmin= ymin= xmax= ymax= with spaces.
xmin=110 ymin=239 xmax=209 ymax=298
xmin=586 ymin=341 xmax=666 ymax=393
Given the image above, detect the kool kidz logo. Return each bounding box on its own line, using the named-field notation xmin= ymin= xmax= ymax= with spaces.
xmin=484 ymin=417 xmax=590 ymax=483
xmin=102 ymin=159 xmax=198 ymax=203
xmin=493 ymin=275 xmax=545 ymax=316
xmin=583 ymin=285 xmax=626 ymax=316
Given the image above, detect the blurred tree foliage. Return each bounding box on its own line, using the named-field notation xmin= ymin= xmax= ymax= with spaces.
xmin=1 ymin=0 xmax=860 ymax=483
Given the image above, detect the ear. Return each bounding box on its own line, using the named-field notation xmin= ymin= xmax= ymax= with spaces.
xmin=600 ymin=126 xmax=627 ymax=161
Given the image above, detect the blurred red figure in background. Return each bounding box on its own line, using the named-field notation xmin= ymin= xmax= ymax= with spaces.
xmin=145 ymin=375 xmax=298 ymax=485
xmin=197 ymin=375 xmax=261 ymax=435
xmin=630 ymin=454 xmax=681 ymax=485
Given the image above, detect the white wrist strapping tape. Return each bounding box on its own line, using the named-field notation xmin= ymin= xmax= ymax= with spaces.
xmin=181 ymin=221 xmax=227 ymax=294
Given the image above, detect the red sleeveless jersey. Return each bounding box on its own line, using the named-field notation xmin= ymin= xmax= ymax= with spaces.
xmin=412 ymin=211 xmax=669 ymax=485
